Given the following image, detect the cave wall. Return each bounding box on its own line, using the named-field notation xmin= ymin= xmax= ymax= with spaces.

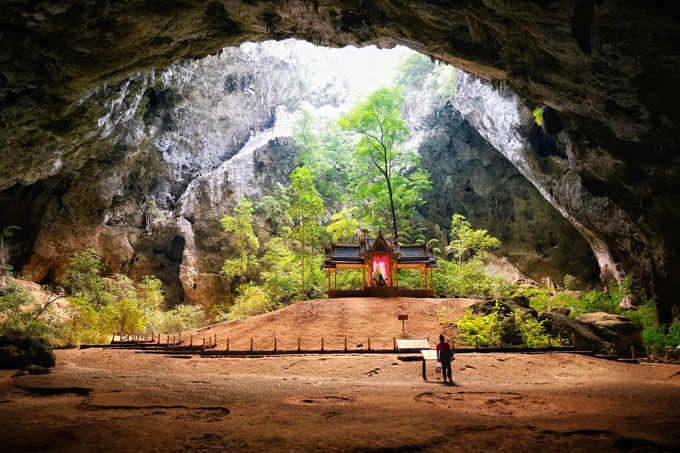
xmin=415 ymin=103 xmax=599 ymax=287
xmin=1 ymin=1 xmax=679 ymax=318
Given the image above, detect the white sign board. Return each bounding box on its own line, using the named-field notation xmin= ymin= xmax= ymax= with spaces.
xmin=396 ymin=338 xmax=430 ymax=351
xmin=420 ymin=349 xmax=438 ymax=361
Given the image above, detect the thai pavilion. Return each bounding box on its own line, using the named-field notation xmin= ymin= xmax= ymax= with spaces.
xmin=323 ymin=231 xmax=437 ymax=298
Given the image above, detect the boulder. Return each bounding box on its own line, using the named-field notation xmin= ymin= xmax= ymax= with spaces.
xmin=537 ymin=312 xmax=615 ymax=355
xmin=576 ymin=312 xmax=642 ymax=355
xmin=0 ymin=336 xmax=56 ymax=369
xmin=470 ymin=297 xmax=538 ymax=318
xmin=550 ymin=307 xmax=572 ymax=316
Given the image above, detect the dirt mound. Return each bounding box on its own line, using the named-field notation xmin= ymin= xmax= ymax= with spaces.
xmin=183 ymin=297 xmax=475 ymax=351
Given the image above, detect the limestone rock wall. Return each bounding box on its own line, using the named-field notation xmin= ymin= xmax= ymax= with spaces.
xmin=416 ymin=103 xmax=599 ymax=287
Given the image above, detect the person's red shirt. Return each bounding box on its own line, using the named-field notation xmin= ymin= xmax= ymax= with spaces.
xmin=436 ymin=340 xmax=451 ymax=361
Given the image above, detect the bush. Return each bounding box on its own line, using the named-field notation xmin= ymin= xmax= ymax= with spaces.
xmin=433 ymin=259 xmax=510 ymax=298
xmin=161 ymin=304 xmax=207 ymax=334
xmin=623 ymin=297 xmax=680 ymax=356
xmin=563 ymin=274 xmax=577 ymax=290
xmin=438 ymin=302 xmax=565 ymax=348
xmin=216 ymin=284 xmax=279 ymax=322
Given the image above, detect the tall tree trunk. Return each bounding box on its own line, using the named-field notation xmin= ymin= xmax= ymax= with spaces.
xmin=385 ymin=175 xmax=399 ymax=241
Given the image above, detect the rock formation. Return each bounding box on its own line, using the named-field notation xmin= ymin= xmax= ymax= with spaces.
xmin=0 ymin=2 xmax=678 ymax=319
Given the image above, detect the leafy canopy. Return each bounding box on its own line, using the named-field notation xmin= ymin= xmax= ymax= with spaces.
xmin=338 ymin=87 xmax=409 ymax=239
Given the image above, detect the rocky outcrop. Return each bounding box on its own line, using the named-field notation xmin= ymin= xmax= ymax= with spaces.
xmin=416 ymin=102 xmax=599 ymax=286
xmin=452 ymin=71 xmax=680 ymax=322
xmin=0 ymin=336 xmax=56 ymax=369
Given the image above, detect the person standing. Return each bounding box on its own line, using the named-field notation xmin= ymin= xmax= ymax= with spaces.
xmin=436 ymin=334 xmax=453 ymax=384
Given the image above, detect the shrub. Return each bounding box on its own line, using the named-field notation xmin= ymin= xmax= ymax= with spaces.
xmin=563 ymin=274 xmax=576 ymax=290
xmin=439 ymin=302 xmax=565 ymax=348
xmin=433 ymin=259 xmax=510 ymax=298
xmin=162 ymin=304 xmax=207 ymax=333
xmin=216 ymin=284 xmax=279 ymax=322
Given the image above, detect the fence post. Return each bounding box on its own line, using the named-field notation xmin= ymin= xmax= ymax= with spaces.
xmin=523 ymin=336 xmax=528 ymax=348
xmin=214 ymin=334 xmax=217 ymax=348
xmin=226 ymin=338 xmax=230 ymax=351
xmin=112 ymin=332 xmax=115 ymax=343
xmin=190 ymin=334 xmax=193 ymax=346
xmin=344 ymin=337 xmax=347 ymax=352
xmin=475 ymin=336 xmax=479 ymax=349
xmin=157 ymin=334 xmax=160 ymax=344
xmin=298 ymin=337 xmax=301 ymax=351
xmin=393 ymin=337 xmax=396 ymax=351
xmin=202 ymin=338 xmax=206 ymax=350
xmin=368 ymin=337 xmax=371 ymax=351
xmin=274 ymin=337 xmax=277 ymax=352
xmin=321 ymin=337 xmax=324 ymax=352
xmin=166 ymin=335 xmax=169 ymax=346
xmin=250 ymin=337 xmax=254 ymax=351
xmin=571 ymin=333 xmax=576 ymax=347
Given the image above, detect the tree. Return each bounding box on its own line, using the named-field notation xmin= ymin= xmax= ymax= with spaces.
xmin=62 ymin=248 xmax=110 ymax=308
xmin=260 ymin=238 xmax=296 ymax=302
xmin=137 ymin=275 xmax=164 ymax=309
xmin=220 ymin=195 xmax=260 ymax=285
xmin=446 ymin=214 xmax=501 ymax=264
xmin=326 ymin=207 xmax=361 ymax=243
xmin=338 ymin=88 xmax=409 ymax=240
xmin=255 ymin=183 xmax=292 ymax=236
xmin=288 ymin=167 xmax=324 ymax=301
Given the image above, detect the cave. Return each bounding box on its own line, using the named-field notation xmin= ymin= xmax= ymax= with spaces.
xmin=1 ymin=3 xmax=679 ymax=450
xmin=1 ymin=1 xmax=678 ymax=323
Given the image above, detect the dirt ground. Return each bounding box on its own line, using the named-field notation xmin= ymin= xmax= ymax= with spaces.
xmin=1 ymin=298 xmax=679 ymax=452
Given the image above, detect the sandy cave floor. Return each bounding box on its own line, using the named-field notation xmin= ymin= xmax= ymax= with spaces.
xmin=1 ymin=298 xmax=679 ymax=452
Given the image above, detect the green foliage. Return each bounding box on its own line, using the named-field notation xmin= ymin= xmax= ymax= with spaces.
xmin=137 ymin=275 xmax=164 ymax=309
xmin=100 ymin=297 xmax=146 ymax=335
xmin=513 ymin=309 xmax=566 ymax=347
xmin=452 ymin=306 xmax=506 ymax=347
xmin=338 ymin=87 xmax=409 ymax=238
xmin=432 ymin=259 xmax=510 ymax=298
xmin=438 ymin=303 xmax=564 ymax=348
xmin=326 ymin=207 xmax=361 ymax=243
xmin=159 ymin=304 xmax=207 ymax=334
xmin=623 ymin=297 xmax=680 ymax=356
xmin=446 ymin=214 xmax=500 ymax=264
xmin=62 ymin=296 xmax=108 ymax=345
xmin=571 ymin=278 xmax=631 ymax=316
xmin=392 ymin=52 xmax=456 ymax=107
xmin=220 ymin=195 xmax=260 ymax=284
xmin=563 ymin=274 xmax=577 ymax=290
xmin=216 ymin=284 xmax=279 ymax=322
xmin=288 ymin=167 xmax=324 ymax=301
xmin=0 ymin=283 xmax=56 ymax=339
xmin=255 ymin=183 xmax=292 ymax=236
xmin=260 ymin=237 xmax=299 ymax=303
xmin=62 ymin=248 xmax=110 ymax=308
xmin=533 ymin=106 xmax=543 ymax=126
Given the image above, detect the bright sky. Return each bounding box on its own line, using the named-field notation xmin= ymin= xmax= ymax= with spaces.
xmin=292 ymin=40 xmax=413 ymax=96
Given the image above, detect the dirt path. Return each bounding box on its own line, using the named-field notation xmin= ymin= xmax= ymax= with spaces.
xmin=1 ymin=297 xmax=679 ymax=452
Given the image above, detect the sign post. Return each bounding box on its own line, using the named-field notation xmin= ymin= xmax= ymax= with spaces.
xmin=398 ymin=314 xmax=408 ymax=332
